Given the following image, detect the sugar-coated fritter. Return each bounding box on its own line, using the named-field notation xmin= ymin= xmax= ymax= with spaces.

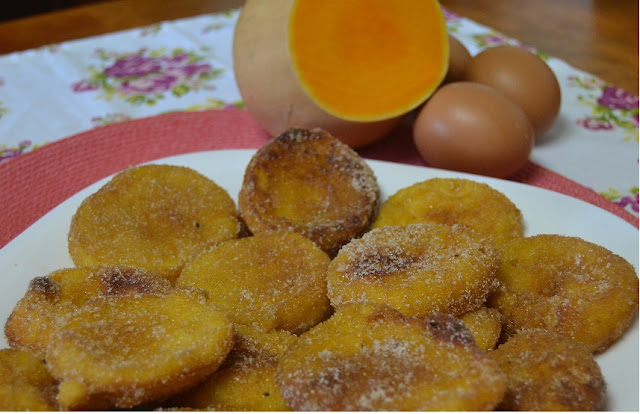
xmin=489 ymin=234 xmax=639 ymax=353
xmin=327 ymin=223 xmax=499 ymax=318
xmin=459 ymin=306 xmax=503 ymax=351
xmin=177 ymin=232 xmax=332 ymax=334
xmin=275 ymin=304 xmax=507 ymax=411
xmin=68 ymin=164 xmax=241 ymax=282
xmin=238 ymin=127 xmax=379 ymax=256
xmin=0 ymin=348 xmax=58 ymax=411
xmin=167 ymin=325 xmax=296 ymax=410
xmin=46 ymin=287 xmax=235 ymax=410
xmin=5 ymin=265 xmax=171 ymax=357
xmin=372 ymin=177 xmax=523 ymax=249
xmin=492 ymin=329 xmax=606 ymax=410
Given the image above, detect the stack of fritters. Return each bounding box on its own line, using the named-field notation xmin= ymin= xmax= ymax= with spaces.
xmin=2 ymin=127 xmax=637 ymax=411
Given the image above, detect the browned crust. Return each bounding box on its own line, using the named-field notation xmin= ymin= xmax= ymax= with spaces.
xmin=238 ymin=127 xmax=379 ymax=255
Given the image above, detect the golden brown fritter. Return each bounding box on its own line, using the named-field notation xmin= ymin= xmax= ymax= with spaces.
xmin=177 ymin=232 xmax=332 ymax=334
xmin=238 ymin=127 xmax=379 ymax=256
xmin=372 ymin=177 xmax=523 ymax=250
xmin=5 ymin=265 xmax=171 ymax=357
xmin=167 ymin=325 xmax=295 ymax=411
xmin=492 ymin=329 xmax=606 ymax=411
xmin=489 ymin=234 xmax=639 ymax=353
xmin=0 ymin=348 xmax=58 ymax=411
xmin=327 ymin=223 xmax=499 ymax=318
xmin=68 ymin=164 xmax=241 ymax=282
xmin=46 ymin=287 xmax=235 ymax=410
xmin=275 ymin=304 xmax=507 ymax=411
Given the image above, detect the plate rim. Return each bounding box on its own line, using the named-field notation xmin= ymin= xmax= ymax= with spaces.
xmin=0 ymin=148 xmax=637 ymax=411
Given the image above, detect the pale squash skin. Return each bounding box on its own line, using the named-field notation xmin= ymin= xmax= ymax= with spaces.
xmin=233 ymin=0 xmax=402 ymax=148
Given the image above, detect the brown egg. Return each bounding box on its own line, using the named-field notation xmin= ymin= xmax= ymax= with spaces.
xmin=413 ymin=82 xmax=534 ymax=178
xmin=464 ymin=45 xmax=561 ymax=138
xmin=444 ymin=34 xmax=472 ymax=83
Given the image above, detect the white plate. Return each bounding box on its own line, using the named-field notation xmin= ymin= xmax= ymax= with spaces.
xmin=1 ymin=149 xmax=638 ymax=411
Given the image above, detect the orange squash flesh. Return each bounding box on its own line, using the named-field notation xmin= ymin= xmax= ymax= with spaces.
xmin=288 ymin=0 xmax=449 ymax=122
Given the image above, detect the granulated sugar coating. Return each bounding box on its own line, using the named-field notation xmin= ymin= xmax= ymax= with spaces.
xmin=45 ymin=287 xmax=234 ymax=410
xmin=492 ymin=329 xmax=606 ymax=410
xmin=5 ymin=266 xmax=171 ymax=358
xmin=177 ymin=232 xmax=332 ymax=334
xmin=166 ymin=325 xmax=296 ymax=410
xmin=372 ymin=177 xmax=523 ymax=250
xmin=68 ymin=164 xmax=241 ymax=282
xmin=275 ymin=304 xmax=507 ymax=411
xmin=238 ymin=127 xmax=379 ymax=256
xmin=7 ymin=134 xmax=636 ymax=409
xmin=327 ymin=222 xmax=500 ymax=317
xmin=489 ymin=234 xmax=639 ymax=353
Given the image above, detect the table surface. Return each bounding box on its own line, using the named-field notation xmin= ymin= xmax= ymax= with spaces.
xmin=0 ymin=0 xmax=637 ymax=94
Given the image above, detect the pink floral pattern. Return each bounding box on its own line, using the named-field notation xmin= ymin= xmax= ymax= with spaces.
xmin=201 ymin=9 xmax=237 ymax=34
xmin=0 ymin=8 xmax=636 ymax=220
xmin=602 ymin=186 xmax=640 ymax=213
xmin=442 ymin=8 xmax=464 ymax=32
xmin=71 ymin=48 xmax=224 ymax=105
xmin=91 ymin=113 xmax=132 ymax=127
xmin=471 ymin=31 xmax=549 ymax=60
xmin=571 ymin=76 xmax=639 ymax=142
xmin=443 ymin=9 xmax=549 ymax=60
xmin=599 ymin=86 xmax=639 ymax=110
xmin=0 ymin=141 xmax=40 ymax=164
xmin=620 ymin=192 xmax=639 ymax=213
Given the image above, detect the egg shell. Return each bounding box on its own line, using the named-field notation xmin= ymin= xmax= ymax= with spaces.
xmin=413 ymin=82 xmax=534 ymax=178
xmin=443 ymin=34 xmax=471 ymax=84
xmin=464 ymin=45 xmax=561 ymax=138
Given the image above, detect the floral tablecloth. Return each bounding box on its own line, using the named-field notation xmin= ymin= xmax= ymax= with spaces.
xmin=0 ymin=7 xmax=638 ymax=217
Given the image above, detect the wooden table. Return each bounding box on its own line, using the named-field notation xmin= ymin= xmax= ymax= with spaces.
xmin=0 ymin=0 xmax=637 ymax=93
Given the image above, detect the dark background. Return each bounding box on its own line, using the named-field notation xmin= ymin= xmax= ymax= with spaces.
xmin=1 ymin=0 xmax=105 ymax=22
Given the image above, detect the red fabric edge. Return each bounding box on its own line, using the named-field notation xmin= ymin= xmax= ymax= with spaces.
xmin=512 ymin=161 xmax=639 ymax=228
xmin=0 ymin=109 xmax=270 ymax=249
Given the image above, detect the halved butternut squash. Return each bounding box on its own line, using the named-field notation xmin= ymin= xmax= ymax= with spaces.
xmin=288 ymin=0 xmax=449 ymax=121
xmin=233 ymin=0 xmax=448 ymax=148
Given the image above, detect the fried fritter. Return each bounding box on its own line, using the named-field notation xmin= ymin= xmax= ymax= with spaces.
xmin=238 ymin=127 xmax=379 ymax=256
xmin=5 ymin=265 xmax=171 ymax=357
xmin=459 ymin=306 xmax=503 ymax=352
xmin=275 ymin=304 xmax=507 ymax=411
xmin=177 ymin=232 xmax=332 ymax=334
xmin=327 ymin=223 xmax=499 ymax=318
xmin=0 ymin=348 xmax=58 ymax=411
xmin=492 ymin=329 xmax=606 ymax=410
xmin=167 ymin=325 xmax=295 ymax=410
xmin=68 ymin=164 xmax=241 ymax=282
xmin=46 ymin=287 xmax=235 ymax=410
xmin=489 ymin=234 xmax=639 ymax=353
xmin=371 ymin=177 xmax=523 ymax=250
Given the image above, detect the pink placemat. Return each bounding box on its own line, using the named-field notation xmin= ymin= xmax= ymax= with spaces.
xmin=1 ymin=109 xmax=637 ymax=249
